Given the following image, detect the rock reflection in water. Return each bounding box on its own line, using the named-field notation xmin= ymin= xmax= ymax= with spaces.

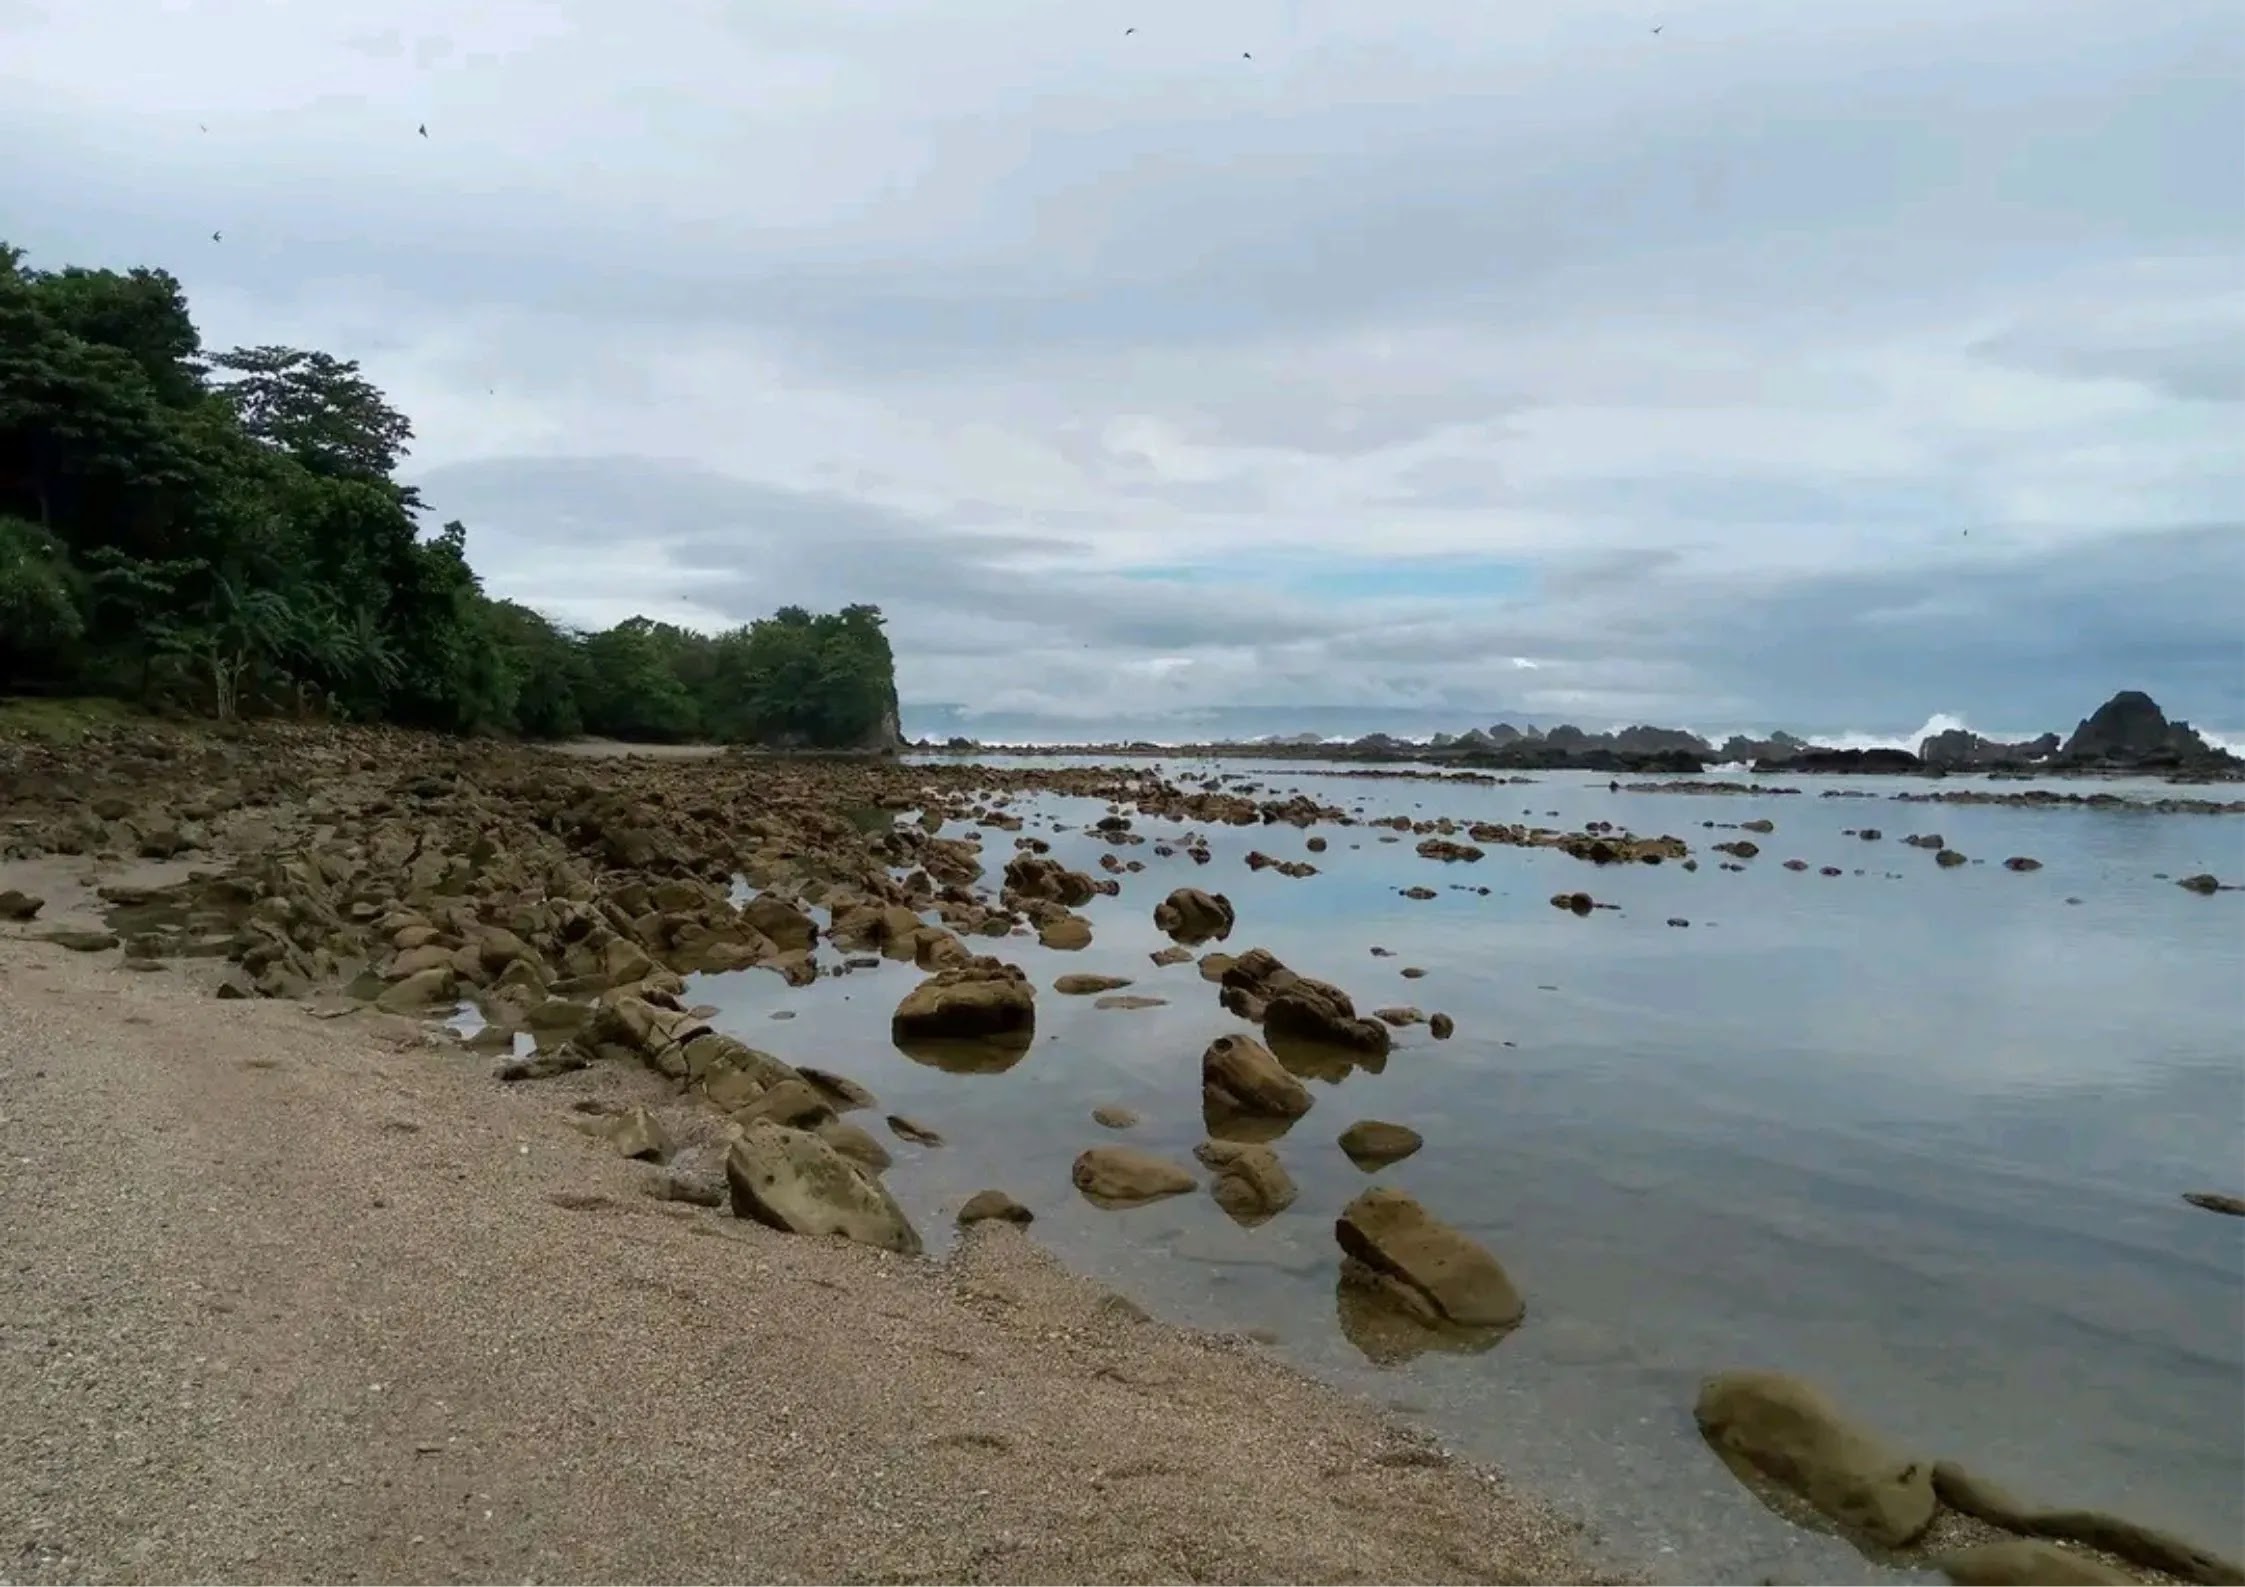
xmin=1334 ymin=1262 xmax=1516 ymax=1366
xmin=889 ymin=1031 xmax=1036 ymax=1074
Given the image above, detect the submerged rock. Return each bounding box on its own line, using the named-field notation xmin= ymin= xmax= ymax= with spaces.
xmin=1091 ymin=1103 xmax=1141 ymax=1130
xmin=1693 ymin=1370 xmax=1936 ymax=1548
xmin=1428 ymin=1012 xmax=1455 ymax=1040
xmin=2182 ymin=1191 xmax=2245 ymax=1217
xmin=1334 ymin=1187 xmax=1522 ymax=1329
xmin=1072 ymin=1145 xmax=1195 ymax=1208
xmin=1054 ymin=973 xmax=1131 ymax=995
xmin=724 ymin=1121 xmax=921 ymax=1254
xmin=1938 ymin=1541 xmax=2130 ymax=1586
xmin=885 ymin=1113 xmax=945 ymax=1148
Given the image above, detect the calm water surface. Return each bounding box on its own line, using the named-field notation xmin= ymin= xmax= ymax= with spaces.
xmin=692 ymin=759 xmax=2245 ymax=1582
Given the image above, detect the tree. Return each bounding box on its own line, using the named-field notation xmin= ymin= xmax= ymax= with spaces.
xmin=0 ymin=514 xmax=84 ymax=686
xmin=209 ymin=345 xmax=415 ymax=487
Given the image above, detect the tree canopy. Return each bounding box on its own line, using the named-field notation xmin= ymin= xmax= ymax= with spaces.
xmin=0 ymin=240 xmax=899 ymax=748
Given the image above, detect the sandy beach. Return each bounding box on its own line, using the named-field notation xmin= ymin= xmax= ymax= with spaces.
xmin=0 ymin=932 xmax=1602 ymax=1585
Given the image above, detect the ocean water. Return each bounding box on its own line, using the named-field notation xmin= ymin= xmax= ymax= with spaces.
xmin=691 ymin=759 xmax=2245 ymax=1583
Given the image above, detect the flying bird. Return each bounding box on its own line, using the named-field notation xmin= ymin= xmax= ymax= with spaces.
xmin=198 ymin=122 xmax=208 ymax=132
xmin=1125 ymin=26 xmax=1135 ymax=34
xmin=210 ymin=231 xmax=222 ymax=243
xmin=1242 ymin=50 xmax=1252 ymax=58
xmin=1651 ymin=24 xmax=1663 ymax=33
xmin=418 ymin=122 xmax=428 ymax=137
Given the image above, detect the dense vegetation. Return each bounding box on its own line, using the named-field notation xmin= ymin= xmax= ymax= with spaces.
xmin=0 ymin=242 xmax=898 ymax=747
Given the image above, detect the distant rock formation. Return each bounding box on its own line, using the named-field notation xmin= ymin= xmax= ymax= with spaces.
xmin=1717 ymin=731 xmax=1808 ymax=764
xmin=2057 ymin=690 xmax=2231 ymax=769
xmin=1919 ymin=728 xmax=2061 ymax=769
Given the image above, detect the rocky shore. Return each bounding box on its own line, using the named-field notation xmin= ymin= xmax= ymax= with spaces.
xmin=3 ymin=712 xmax=2238 ymax=1585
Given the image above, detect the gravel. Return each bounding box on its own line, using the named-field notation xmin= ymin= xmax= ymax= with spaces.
xmin=0 ymin=936 xmax=1609 ymax=1584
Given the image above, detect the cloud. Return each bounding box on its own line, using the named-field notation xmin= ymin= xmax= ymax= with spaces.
xmin=3 ymin=0 xmax=2240 ymax=739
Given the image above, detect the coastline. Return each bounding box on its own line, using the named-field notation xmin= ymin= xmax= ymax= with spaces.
xmin=0 ymin=932 xmax=1609 ymax=1585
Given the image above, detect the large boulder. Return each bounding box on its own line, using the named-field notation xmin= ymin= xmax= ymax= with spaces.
xmin=1265 ymin=977 xmax=1390 ymax=1058
xmin=1202 ymin=1033 xmax=1313 ymax=1119
xmin=1002 ymin=852 xmax=1099 ymax=908
xmin=1692 ymin=1370 xmax=1937 ymax=1548
xmin=1072 ymin=1145 xmax=1196 ymax=1208
xmin=890 ymin=957 xmax=1036 ymax=1044
xmin=1153 ymin=887 xmax=1235 ymax=944
xmin=724 ymin=1122 xmax=922 ymax=1254
xmin=1334 ymin=1187 xmax=1523 ymax=1329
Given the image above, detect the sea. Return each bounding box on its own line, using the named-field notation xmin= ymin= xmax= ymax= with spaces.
xmin=686 ymin=757 xmax=2245 ymax=1583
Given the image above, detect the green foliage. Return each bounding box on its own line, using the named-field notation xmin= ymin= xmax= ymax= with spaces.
xmin=0 ymin=239 xmax=899 ymax=746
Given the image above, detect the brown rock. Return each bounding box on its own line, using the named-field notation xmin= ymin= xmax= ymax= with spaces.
xmin=1055 ymin=973 xmax=1132 ymax=995
xmin=796 ymin=1065 xmax=877 ymax=1112
xmin=1195 ymin=1140 xmax=1298 ymax=1225
xmin=0 ymin=889 xmax=45 ymax=921
xmin=957 ymin=1189 xmax=1033 ymax=1226
xmin=1428 ymin=1012 xmax=1454 ymax=1040
xmin=1092 ymin=1103 xmax=1141 ymax=1130
xmin=1072 ymin=1146 xmax=1195 ymax=1208
xmin=2183 ymin=1191 xmax=2245 ymax=1216
xmin=891 ymin=957 xmax=1036 ymax=1044
xmin=1693 ymin=1370 xmax=1935 ymax=1548
xmin=1202 ymin=1033 xmax=1314 ymax=1119
xmin=1154 ymin=887 xmax=1236 ymax=943
xmin=742 ymin=892 xmax=819 ymax=951
xmin=1338 ymin=1121 xmax=1423 ymax=1170
xmin=886 ymin=1114 xmax=944 ymax=1147
xmin=1335 ymin=1187 xmax=1522 ymax=1329
xmin=725 ymin=1122 xmax=920 ymax=1253
xmin=607 ymin=1105 xmax=669 ymax=1161
xmin=1938 ymin=1541 xmax=2129 ymax=1586
xmin=1038 ymin=912 xmax=1094 ymax=951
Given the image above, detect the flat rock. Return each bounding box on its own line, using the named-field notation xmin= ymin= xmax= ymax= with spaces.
xmin=724 ymin=1122 xmax=921 ymax=1254
xmin=1338 ymin=1121 xmax=1424 ymax=1170
xmin=1335 ymin=1187 xmax=1522 ymax=1330
xmin=796 ymin=1065 xmax=878 ymax=1112
xmin=1938 ymin=1541 xmax=2131 ymax=1585
xmin=1054 ymin=973 xmax=1131 ymax=995
xmin=1693 ymin=1369 xmax=1936 ymax=1548
xmin=607 ymin=1105 xmax=669 ymax=1161
xmin=1037 ymin=913 xmax=1093 ymax=951
xmin=1092 ymin=1103 xmax=1140 ymax=1130
xmin=2183 ymin=1191 xmax=2245 ymax=1216
xmin=0 ymin=889 xmax=45 ymax=921
xmin=1094 ymin=994 xmax=1166 ymax=1010
xmin=1072 ymin=1145 xmax=1195 ymax=1208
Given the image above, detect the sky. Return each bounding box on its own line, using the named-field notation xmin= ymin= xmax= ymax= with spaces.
xmin=5 ymin=0 xmax=2242 ymax=743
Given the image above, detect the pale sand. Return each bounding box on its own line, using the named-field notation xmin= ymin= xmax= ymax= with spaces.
xmin=0 ymin=935 xmax=1609 ymax=1585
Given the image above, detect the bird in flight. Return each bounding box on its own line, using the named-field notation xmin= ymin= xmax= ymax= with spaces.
xmin=1124 ymin=26 xmax=1136 ymax=34
xmin=211 ymin=230 xmax=222 ymax=243
xmin=1651 ymin=23 xmax=1663 ymax=33
xmin=418 ymin=122 xmax=429 ymax=137
xmin=1242 ymin=50 xmax=1252 ymax=58
xmin=198 ymin=122 xmax=208 ymax=132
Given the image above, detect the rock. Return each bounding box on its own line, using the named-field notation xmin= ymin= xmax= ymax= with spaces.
xmin=1202 ymin=1033 xmax=1314 ymax=1118
xmin=2182 ymin=1191 xmax=2245 ymax=1216
xmin=891 ymin=957 xmax=1036 ymax=1044
xmin=1741 ymin=817 xmax=1775 ymax=833
xmin=817 ymin=1117 xmax=894 ymax=1175
xmin=1938 ymin=1541 xmax=2130 ymax=1586
xmin=38 ymin=929 xmax=119 ymax=953
xmin=1092 ymin=1103 xmax=1141 ymax=1130
xmin=1264 ymin=979 xmax=1391 ymax=1058
xmin=2060 ymin=688 xmax=2232 ymax=768
xmin=2003 ymin=856 xmax=2042 ymax=872
xmin=375 ymin=965 xmax=454 ymax=1011
xmin=649 ymin=1162 xmax=726 ymax=1207
xmin=1195 ymin=1140 xmax=1298 ymax=1225
xmin=2177 ymin=873 xmax=2221 ymax=895
xmin=736 ymin=1073 xmax=839 ymax=1129
xmin=724 ymin=1122 xmax=921 ymax=1254
xmin=1093 ymin=994 xmax=1165 ymax=1010
xmin=1339 ymin=1121 xmax=1423 ymax=1170
xmin=1149 ymin=946 xmax=1193 ymax=967
xmin=607 ymin=1105 xmax=669 ymax=1161
xmin=1072 ymin=1145 xmax=1196 ymax=1208
xmin=1037 ymin=912 xmax=1093 ymax=951
xmin=796 ymin=1065 xmax=878 ymax=1112
xmin=1198 ymin=951 xmax=1236 ymax=982
xmin=1335 ymin=1187 xmax=1523 ymax=1329
xmin=1692 ymin=1370 xmax=1936 ymax=1548
xmin=1549 ymin=892 xmax=1593 ymax=915
xmin=1428 ymin=1012 xmax=1454 ymax=1040
xmin=1374 ymin=1006 xmax=1426 ymax=1028
xmin=0 ymin=889 xmax=44 ymax=921
xmin=957 ymin=1189 xmax=1033 ymax=1226
xmin=886 ymin=1114 xmax=944 ymax=1147
xmin=1153 ymin=887 xmax=1236 ymax=943
xmin=1936 ymin=849 xmax=1969 ymax=868
xmin=1055 ymin=973 xmax=1132 ymax=995
xmin=742 ymin=892 xmax=818 ymax=951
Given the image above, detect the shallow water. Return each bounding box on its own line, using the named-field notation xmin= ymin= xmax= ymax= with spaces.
xmin=691 ymin=759 xmax=2245 ymax=1583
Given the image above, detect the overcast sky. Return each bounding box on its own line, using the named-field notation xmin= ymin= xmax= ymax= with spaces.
xmin=6 ymin=0 xmax=2241 ymax=739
